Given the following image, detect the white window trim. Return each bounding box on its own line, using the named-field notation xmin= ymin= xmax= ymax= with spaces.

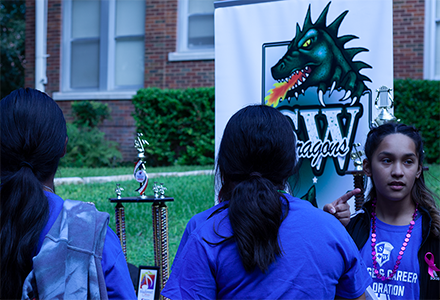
xmin=424 ymin=0 xmax=439 ymax=80
xmin=168 ymin=0 xmax=214 ymax=62
xmin=168 ymin=50 xmax=214 ymax=61
xmin=52 ymin=90 xmax=136 ymax=100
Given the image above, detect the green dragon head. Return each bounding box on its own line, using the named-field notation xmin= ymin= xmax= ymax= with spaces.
xmin=269 ymin=2 xmax=372 ymax=107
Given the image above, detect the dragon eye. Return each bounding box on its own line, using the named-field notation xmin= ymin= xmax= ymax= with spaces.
xmin=301 ymin=39 xmax=312 ymax=48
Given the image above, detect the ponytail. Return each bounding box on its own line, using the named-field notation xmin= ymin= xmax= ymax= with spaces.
xmin=229 ymin=176 xmax=288 ymax=272
xmin=215 ymin=105 xmax=297 ymax=273
xmin=1 ymin=169 xmax=49 ymax=298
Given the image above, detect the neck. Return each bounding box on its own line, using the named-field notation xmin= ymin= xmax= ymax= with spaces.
xmin=41 ymin=174 xmax=55 ymax=194
xmin=375 ymin=197 xmax=416 ymax=226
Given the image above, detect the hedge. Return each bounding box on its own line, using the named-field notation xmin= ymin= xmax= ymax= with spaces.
xmin=132 ymin=81 xmax=438 ymax=166
xmin=394 ymin=79 xmax=440 ymax=164
xmin=132 ymin=87 xmax=215 ymax=166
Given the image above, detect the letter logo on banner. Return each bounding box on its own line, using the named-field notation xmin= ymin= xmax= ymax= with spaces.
xmin=262 ymin=1 xmax=372 ymax=205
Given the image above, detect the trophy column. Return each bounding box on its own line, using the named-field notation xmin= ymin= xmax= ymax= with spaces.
xmin=346 ymin=143 xmax=365 ymax=211
xmin=114 ymin=202 xmax=127 ymax=258
xmin=346 ymin=86 xmax=398 ymax=210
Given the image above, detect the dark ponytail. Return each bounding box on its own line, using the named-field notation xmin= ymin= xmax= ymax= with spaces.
xmin=1 ymin=88 xmax=67 ymax=299
xmin=216 ymin=105 xmax=297 ymax=272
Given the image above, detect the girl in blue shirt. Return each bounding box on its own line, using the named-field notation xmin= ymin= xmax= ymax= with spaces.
xmin=1 ymin=88 xmax=135 ymax=299
xmin=162 ymin=105 xmax=371 ymax=299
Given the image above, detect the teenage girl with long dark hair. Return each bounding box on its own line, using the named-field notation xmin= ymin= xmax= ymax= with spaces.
xmin=1 ymin=88 xmax=135 ymax=299
xmin=345 ymin=122 xmax=440 ymax=299
xmin=162 ymin=105 xmax=371 ymax=299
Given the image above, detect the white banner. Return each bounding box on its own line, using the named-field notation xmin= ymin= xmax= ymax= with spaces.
xmin=215 ymin=0 xmax=393 ymax=208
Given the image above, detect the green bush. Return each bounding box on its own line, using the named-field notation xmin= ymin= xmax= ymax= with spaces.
xmin=394 ymin=79 xmax=440 ymax=164
xmin=132 ymin=87 xmax=215 ymax=166
xmin=71 ymin=101 xmax=111 ymax=128
xmin=60 ymin=101 xmax=122 ymax=167
xmin=60 ymin=124 xmax=122 ymax=168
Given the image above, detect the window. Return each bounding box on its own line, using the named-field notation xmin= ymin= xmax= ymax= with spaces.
xmin=60 ymin=0 xmax=145 ymax=94
xmin=168 ymin=0 xmax=215 ymax=61
xmin=424 ymin=0 xmax=440 ymax=80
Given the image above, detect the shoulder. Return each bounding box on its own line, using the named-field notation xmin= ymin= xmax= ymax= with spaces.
xmin=187 ymin=201 xmax=228 ymax=232
xmin=285 ymin=194 xmax=344 ymax=224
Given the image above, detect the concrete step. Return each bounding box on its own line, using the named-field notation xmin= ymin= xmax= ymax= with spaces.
xmin=54 ymin=169 xmax=214 ymax=186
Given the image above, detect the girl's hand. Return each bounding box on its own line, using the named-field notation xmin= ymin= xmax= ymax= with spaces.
xmin=323 ymin=188 xmax=361 ymax=226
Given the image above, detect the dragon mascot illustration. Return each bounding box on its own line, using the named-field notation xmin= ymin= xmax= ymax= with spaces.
xmin=265 ymin=2 xmax=372 ymax=107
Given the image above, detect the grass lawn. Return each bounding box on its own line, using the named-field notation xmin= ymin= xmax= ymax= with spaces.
xmin=56 ymin=173 xmax=216 ymax=268
xmin=55 ymin=163 xmax=439 ymax=269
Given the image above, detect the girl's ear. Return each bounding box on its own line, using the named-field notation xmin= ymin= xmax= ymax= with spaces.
xmin=61 ymin=137 xmax=68 ymax=158
xmin=363 ymin=159 xmax=372 ymax=177
xmin=416 ymin=164 xmax=422 ymax=179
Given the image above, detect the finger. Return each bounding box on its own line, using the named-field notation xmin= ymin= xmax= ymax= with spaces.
xmin=337 ymin=188 xmax=362 ymax=204
xmin=334 ymin=205 xmax=350 ymax=218
xmin=335 ymin=215 xmax=351 ymax=227
xmin=323 ymin=203 xmax=336 ymax=214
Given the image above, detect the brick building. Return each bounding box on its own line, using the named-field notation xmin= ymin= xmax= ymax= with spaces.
xmin=24 ymin=0 xmax=439 ymax=162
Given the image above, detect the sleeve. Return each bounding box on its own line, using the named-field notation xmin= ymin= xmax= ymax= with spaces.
xmin=161 ymin=233 xmax=217 ymax=299
xmin=335 ymin=230 xmax=372 ymax=299
xmin=102 ymin=226 xmax=137 ymax=300
xmin=171 ymin=218 xmax=195 ymax=271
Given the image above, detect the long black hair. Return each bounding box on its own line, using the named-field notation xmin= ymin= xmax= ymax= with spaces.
xmin=216 ymin=105 xmax=297 ymax=272
xmin=1 ymin=88 xmax=67 ymax=298
xmin=364 ymin=122 xmax=440 ymax=237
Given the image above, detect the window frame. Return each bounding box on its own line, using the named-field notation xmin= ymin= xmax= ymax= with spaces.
xmin=424 ymin=0 xmax=440 ymax=80
xmin=58 ymin=0 xmax=144 ymax=98
xmin=168 ymin=0 xmax=215 ymax=62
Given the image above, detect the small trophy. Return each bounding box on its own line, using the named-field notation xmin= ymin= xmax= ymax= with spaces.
xmin=115 ymin=183 xmax=124 ymax=199
xmin=373 ymin=86 xmax=398 ymax=127
xmin=153 ymin=182 xmax=160 ymax=198
xmin=159 ymin=183 xmax=167 ymax=199
xmin=134 ymin=133 xmax=149 ymax=198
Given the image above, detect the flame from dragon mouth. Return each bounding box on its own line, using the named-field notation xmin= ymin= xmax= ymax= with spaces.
xmin=265 ymin=66 xmax=312 ymax=107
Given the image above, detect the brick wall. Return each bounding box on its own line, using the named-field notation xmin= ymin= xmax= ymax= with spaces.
xmin=144 ymin=0 xmax=215 ymax=89
xmin=393 ymin=0 xmax=425 ymax=79
xmin=25 ymin=0 xmax=215 ymax=163
xmin=25 ymin=0 xmax=426 ymax=162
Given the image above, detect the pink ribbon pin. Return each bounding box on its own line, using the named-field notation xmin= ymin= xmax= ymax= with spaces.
xmin=425 ymin=252 xmax=440 ymax=278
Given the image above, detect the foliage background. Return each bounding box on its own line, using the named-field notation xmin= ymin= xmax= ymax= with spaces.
xmin=132 ymin=87 xmax=215 ymax=166
xmin=60 ymin=101 xmax=122 ymax=167
xmin=0 ymin=0 xmax=26 ymax=99
xmin=394 ymin=79 xmax=440 ymax=164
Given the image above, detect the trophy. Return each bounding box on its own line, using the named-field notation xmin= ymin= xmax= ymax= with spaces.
xmin=134 ymin=133 xmax=150 ymax=198
xmin=373 ymin=86 xmax=398 ymax=127
xmin=109 ymin=134 xmax=174 ymax=298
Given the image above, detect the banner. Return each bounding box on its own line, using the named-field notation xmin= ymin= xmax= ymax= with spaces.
xmin=215 ymin=0 xmax=393 ymax=208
